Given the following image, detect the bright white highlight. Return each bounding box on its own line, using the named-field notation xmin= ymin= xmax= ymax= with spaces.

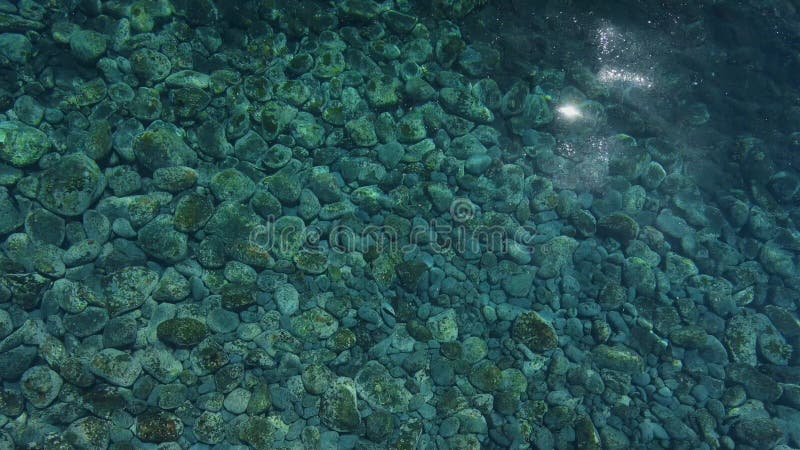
xmin=598 ymin=67 xmax=653 ymax=88
xmin=557 ymin=104 xmax=582 ymax=120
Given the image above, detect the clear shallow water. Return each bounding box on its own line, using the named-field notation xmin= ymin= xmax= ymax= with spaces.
xmin=0 ymin=0 xmax=799 ymax=449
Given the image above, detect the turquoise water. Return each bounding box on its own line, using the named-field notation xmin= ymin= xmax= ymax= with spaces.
xmin=0 ymin=0 xmax=799 ymax=449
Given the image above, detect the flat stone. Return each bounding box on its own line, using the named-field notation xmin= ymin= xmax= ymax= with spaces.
xmin=89 ymin=348 xmax=142 ymax=386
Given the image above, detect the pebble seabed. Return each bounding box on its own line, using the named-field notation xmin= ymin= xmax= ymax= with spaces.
xmin=0 ymin=0 xmax=799 ymax=449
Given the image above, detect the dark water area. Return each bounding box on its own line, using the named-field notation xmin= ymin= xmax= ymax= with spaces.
xmin=0 ymin=0 xmax=799 ymax=449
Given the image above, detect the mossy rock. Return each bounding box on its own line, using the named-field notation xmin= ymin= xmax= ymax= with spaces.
xmin=290 ymin=307 xmax=338 ymax=340
xmin=328 ymin=328 xmax=357 ymax=352
xmin=172 ymin=193 xmax=214 ymax=231
xmin=0 ymin=120 xmax=51 ymax=167
xmin=364 ymin=76 xmax=401 ymax=109
xmin=263 ymin=173 xmax=302 ymax=205
xmin=591 ymin=344 xmax=644 ymax=374
xmin=153 ymin=166 xmax=198 ymax=193
xmin=220 ymin=283 xmax=256 ymax=311
xmin=287 ymin=52 xmax=314 ymax=75
xmin=1 ymin=273 xmax=50 ymax=310
xmin=137 ymin=218 xmax=188 ymax=263
xmin=276 ymin=80 xmax=310 ymax=107
xmin=170 ymin=87 xmax=211 ymax=119
xmin=71 ymin=78 xmax=107 ymax=108
xmin=130 ymin=48 xmax=171 ymax=82
xmin=468 ymin=361 xmax=502 ymax=392
xmin=132 ymin=127 xmax=197 ymax=173
xmin=271 ymin=215 xmax=306 ymax=259
xmin=37 ymin=153 xmax=105 ymax=216
xmin=511 ymin=311 xmax=558 ymax=352
xmin=345 ymin=116 xmax=378 ymax=147
xmin=135 ymin=411 xmax=183 ymax=443
xmin=238 ymin=416 xmax=286 ymax=450
xmin=227 ymin=239 xmax=273 ymax=268
xmin=355 ymin=360 xmax=412 ymax=413
xmin=597 ymin=212 xmax=640 ymax=243
xmin=83 ymin=120 xmax=113 ymax=160
xmin=574 ymin=414 xmax=601 ymax=450
xmin=259 ymin=101 xmax=297 ymax=139
xmin=294 ymin=250 xmax=327 ymax=274
xmin=204 ymin=201 xmax=262 ymax=243
xmin=396 ymin=260 xmax=427 ymax=290
xmin=320 ymin=378 xmax=361 ymax=432
xmin=209 ymin=168 xmax=255 ymax=202
xmin=337 ymin=0 xmax=381 ymax=20
xmin=157 ymin=318 xmax=208 ymax=347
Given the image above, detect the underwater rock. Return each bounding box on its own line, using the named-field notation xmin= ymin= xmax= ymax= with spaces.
xmin=132 ymin=125 xmax=197 ymax=172
xmin=36 ymin=154 xmax=105 ymax=217
xmin=320 ymin=377 xmax=361 ymax=432
xmin=427 ymin=309 xmax=459 ymax=342
xmin=0 ymin=190 xmax=27 ymax=235
xmin=291 ymin=307 xmax=338 ymax=340
xmin=152 ymin=166 xmax=197 ymax=193
xmin=130 ymin=48 xmax=172 ymax=83
xmin=135 ymin=410 xmax=184 ymax=443
xmin=194 ymin=411 xmax=225 ymax=444
xmin=89 ymin=348 xmax=142 ymax=387
xmin=69 ymin=29 xmax=107 ymax=63
xmin=0 ymin=33 xmax=34 ymax=64
xmin=597 ymin=212 xmax=639 ymax=243
xmin=512 ymin=311 xmax=558 ymax=352
xmin=65 ymin=416 xmax=111 ymax=450
xmin=20 ymin=365 xmax=62 ymax=408
xmin=103 ymin=265 xmax=159 ymax=316
xmin=439 ymin=87 xmax=494 ymax=124
xmin=355 ymin=360 xmax=412 ymax=413
xmin=432 ymin=0 xmax=487 ymax=18
xmin=0 ymin=120 xmax=51 ymax=167
xmin=157 ymin=317 xmax=207 ymax=348
xmin=137 ymin=216 xmax=188 ymax=263
xmin=237 ymin=416 xmax=286 ymax=450
xmin=591 ymin=344 xmax=644 ymax=374
xmin=209 ymin=168 xmax=255 ymax=203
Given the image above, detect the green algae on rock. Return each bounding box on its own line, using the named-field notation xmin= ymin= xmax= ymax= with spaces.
xmin=157 ymin=317 xmax=208 ymax=348
xmin=511 ymin=311 xmax=558 ymax=352
xmin=36 ymin=153 xmax=105 ymax=217
xmin=0 ymin=121 xmax=51 ymax=167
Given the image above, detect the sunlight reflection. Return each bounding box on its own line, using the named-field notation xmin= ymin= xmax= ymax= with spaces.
xmin=595 ymin=24 xmax=654 ymax=89
xmin=557 ymin=104 xmax=582 ymax=121
xmin=597 ymin=66 xmax=653 ymax=88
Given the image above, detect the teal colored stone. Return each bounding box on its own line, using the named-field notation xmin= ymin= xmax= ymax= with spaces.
xmin=320 ymin=378 xmax=361 ymax=432
xmin=69 ymin=29 xmax=107 ymax=63
xmin=355 ymin=361 xmax=412 ymax=413
xmin=345 ymin=116 xmax=378 ymax=147
xmin=0 ymin=121 xmax=51 ymax=167
xmin=276 ymin=79 xmax=310 ymax=107
xmin=209 ymin=168 xmax=255 ymax=202
xmin=137 ymin=217 xmax=188 ymax=263
xmin=290 ymin=112 xmax=325 ymax=148
xmin=170 ymin=86 xmax=210 ymax=119
xmin=592 ymin=344 xmax=644 ymax=373
xmin=511 ymin=311 xmax=558 ymax=352
xmin=132 ymin=126 xmax=197 ymax=172
xmin=0 ymin=33 xmax=33 ymax=63
xmin=396 ymin=113 xmax=427 ymax=143
xmin=365 ymin=76 xmax=401 ymax=109
xmin=130 ymin=48 xmax=171 ymax=82
xmin=37 ymin=153 xmax=105 ymax=216
xmin=129 ymin=87 xmax=162 ymax=121
xmin=439 ymin=87 xmax=493 ymax=123
xmin=313 ymin=50 xmax=346 ymax=79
